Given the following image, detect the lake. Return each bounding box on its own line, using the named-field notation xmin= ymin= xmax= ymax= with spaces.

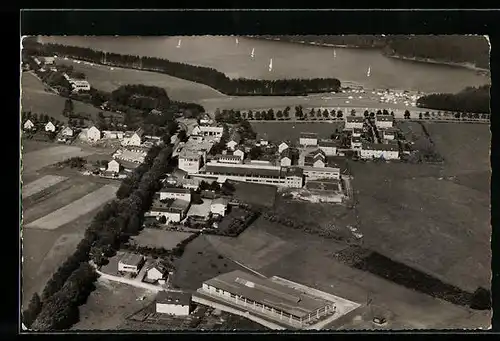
xmin=37 ymin=36 xmax=490 ymax=94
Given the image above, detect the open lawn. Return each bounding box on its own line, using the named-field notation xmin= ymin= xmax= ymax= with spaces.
xmin=171 ymin=235 xmax=248 ymax=291
xmin=25 ymin=184 xmax=118 ymax=230
xmin=22 ymin=178 xmax=102 ymax=223
xmin=131 ymin=229 xmax=194 ymax=250
xmin=21 ymin=72 xmax=119 ymax=124
xmin=231 ymin=181 xmax=277 ymax=208
xmin=71 ymin=280 xmax=157 ymax=330
xmin=186 ymin=199 xmax=212 ymax=218
xmin=251 ymin=122 xmax=342 ymax=142
xmin=22 ymin=175 xmax=67 ymax=199
xmin=22 ymin=145 xmax=92 ymax=176
xmin=21 ymin=140 xmax=55 ymax=154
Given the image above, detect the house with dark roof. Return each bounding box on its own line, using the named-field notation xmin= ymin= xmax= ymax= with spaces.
xmin=318 ymin=139 xmax=339 ymax=156
xmin=299 ymin=132 xmax=318 ymax=146
xmin=118 ymin=253 xmax=145 ymax=274
xmin=280 ymin=148 xmax=298 ymax=167
xmin=156 ymin=291 xmax=192 ymax=315
xmin=375 ymin=114 xmax=394 ymax=128
xmin=227 ymin=130 xmax=241 ymax=150
xmin=345 ymin=116 xmax=365 ymax=129
xmin=360 ymin=142 xmax=399 ymax=160
xmin=159 ymin=186 xmax=192 ymax=202
xmin=304 ymin=149 xmax=326 ymax=168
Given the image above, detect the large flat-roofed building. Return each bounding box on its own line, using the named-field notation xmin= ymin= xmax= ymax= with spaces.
xmin=146 ymin=198 xmax=191 ymax=223
xmin=118 ymin=253 xmax=145 ymax=274
xmin=156 ymin=291 xmax=192 ymax=316
xmin=306 ymin=178 xmax=342 ymax=192
xmin=193 ymin=161 xmax=303 ymax=188
xmin=196 ymin=270 xmax=335 ymax=328
xmin=318 ymin=139 xmax=339 ymax=156
xmin=178 ymin=139 xmax=214 ymax=173
xmin=159 ymin=187 xmax=192 ymax=202
xmin=192 ymin=125 xmax=224 ymax=139
xmin=302 ymin=166 xmax=340 ymax=181
xmin=360 ymin=142 xmax=399 ymax=160
xmin=299 ymin=132 xmax=318 ymax=147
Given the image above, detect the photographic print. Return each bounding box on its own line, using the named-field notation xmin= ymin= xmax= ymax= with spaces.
xmin=20 ymin=33 xmax=491 ymax=331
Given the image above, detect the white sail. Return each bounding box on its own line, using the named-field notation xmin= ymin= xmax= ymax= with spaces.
xmin=334 ymin=49 xmax=337 ymax=58
xmin=269 ymin=58 xmax=273 ymax=72
xmin=177 ymin=39 xmax=182 ymax=48
xmin=251 ymin=48 xmax=255 ymax=58
xmin=236 ymin=37 xmax=239 ymax=45
xmin=367 ymin=66 xmax=371 ymax=77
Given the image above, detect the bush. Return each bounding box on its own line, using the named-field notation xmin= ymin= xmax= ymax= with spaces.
xmin=22 ymin=293 xmax=43 ymax=329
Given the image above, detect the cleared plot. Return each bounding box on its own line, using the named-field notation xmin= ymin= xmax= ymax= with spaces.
xmin=22 ymin=175 xmax=67 ymax=199
xmin=231 ymin=181 xmax=277 ymax=208
xmin=130 ymin=229 xmax=193 ymax=250
xmin=186 ymin=199 xmax=211 ymax=217
xmin=25 ymin=184 xmax=118 ymax=230
xmin=22 ymin=145 xmax=92 ymax=174
xmin=251 ymin=122 xmax=342 ymax=142
xmin=21 ymin=140 xmax=55 ymax=153
xmin=21 ymin=72 xmax=120 ymax=123
xmin=22 ymin=179 xmax=101 ymax=222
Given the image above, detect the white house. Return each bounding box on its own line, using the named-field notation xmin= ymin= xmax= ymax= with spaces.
xmin=352 ymin=127 xmax=363 ymax=138
xmin=360 ymin=143 xmax=399 ymax=160
xmin=103 ymin=130 xmax=124 ymax=139
xmin=211 ymin=198 xmax=229 ymax=217
xmin=118 ymin=253 xmax=145 ymax=274
xmin=257 ymin=139 xmax=269 ymax=146
xmin=107 ymin=159 xmax=121 ymax=173
xmin=351 ymin=136 xmax=362 ymax=150
xmin=318 ymin=139 xmax=338 ymax=156
xmin=226 ymin=131 xmax=241 ymax=151
xmin=155 ymin=291 xmax=191 ymax=316
xmin=192 ymin=125 xmax=224 ymax=139
xmin=299 ymin=132 xmax=318 ymax=146
xmin=159 ymin=187 xmax=192 ymax=202
xmin=304 ymin=149 xmax=326 ymax=168
xmin=40 ymin=56 xmax=55 ymax=65
xmin=146 ymin=262 xmax=170 ymax=283
xmin=125 ymin=128 xmax=144 ymax=146
xmin=45 ymin=121 xmax=56 ymax=132
xmin=278 ymin=142 xmax=290 ymax=154
xmin=233 ymin=148 xmax=245 ymax=160
xmin=302 ymin=166 xmax=341 ymax=181
xmin=381 ymin=128 xmax=397 ymax=140
xmin=217 ymin=154 xmax=243 ymax=164
xmin=71 ymin=80 xmax=91 ymax=92
xmin=61 ymin=126 xmax=74 ymax=137
xmin=146 ymin=199 xmax=190 ymax=223
xmin=345 ymin=116 xmax=364 ymax=129
xmin=179 ymin=152 xmax=203 ymax=174
xmin=375 ymin=114 xmax=394 ymax=129
xmin=23 ymin=119 xmax=34 ymax=131
xmin=280 ymin=148 xmax=297 ymax=167
xmin=86 ymin=126 xmax=101 ymax=142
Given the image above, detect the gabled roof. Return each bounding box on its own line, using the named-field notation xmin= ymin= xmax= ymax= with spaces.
xmin=147 ymin=260 xmax=171 ymax=275
xmin=134 ymin=127 xmax=144 ymax=137
xmin=119 ymin=253 xmax=144 ymax=267
xmin=156 ymin=291 xmax=191 ymax=306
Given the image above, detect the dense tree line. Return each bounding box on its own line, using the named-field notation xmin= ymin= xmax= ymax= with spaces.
xmin=416 ymin=85 xmax=490 ymax=114
xmin=23 ymin=41 xmax=342 ymax=95
xmin=24 ymin=142 xmax=176 ymax=330
xmin=270 ymin=35 xmax=490 ymax=70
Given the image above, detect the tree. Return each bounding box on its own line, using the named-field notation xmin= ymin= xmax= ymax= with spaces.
xmin=247 ymin=110 xmax=254 ymax=120
xmin=390 ymin=111 xmax=395 ymax=116
xmin=364 ymin=110 xmax=369 ymax=117
xmin=336 ymin=110 xmax=343 ymax=118
xmin=322 ymin=109 xmax=329 ymax=118
xmin=309 ymin=108 xmax=316 ymax=118
xmin=255 ymin=111 xmax=262 ymax=120
xmin=249 ymin=146 xmax=263 ymax=160
xmin=404 ymin=110 xmax=410 ymax=119
xmin=32 ymin=113 xmax=38 ymax=122
xmin=283 ymin=110 xmax=289 ymax=119
xmin=376 ymin=110 xmax=382 ymax=116
xmin=351 ymin=109 xmax=356 ymax=116
xmin=64 ymin=99 xmax=74 ymax=115
xmin=330 ymin=110 xmax=336 ymax=118
xmin=316 ymin=111 xmax=322 ymax=118
xmin=424 ymin=112 xmax=430 ymax=118
xmin=158 ymin=215 xmax=167 ymax=224
xmin=454 ymin=112 xmax=461 ymax=119
xmin=266 ymin=109 xmax=275 ymax=120
xmin=276 ymin=110 xmax=283 ymax=120
xmin=382 ymin=109 xmax=389 ymax=115
xmin=22 ymin=293 xmax=43 ymax=328
xmin=370 ymin=112 xmax=375 ymax=118
xmin=419 ymin=112 xmax=423 ymax=119
xmin=79 ymin=118 xmax=85 ymax=127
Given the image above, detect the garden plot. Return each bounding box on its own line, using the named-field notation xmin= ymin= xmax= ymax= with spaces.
xmin=131 ymin=229 xmax=194 ymax=250
xmin=22 ymin=175 xmax=67 ymax=199
xmin=25 ymin=184 xmax=118 ymax=230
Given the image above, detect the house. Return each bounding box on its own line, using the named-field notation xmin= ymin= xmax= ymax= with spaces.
xmin=61 ymin=126 xmax=74 ymax=137
xmin=345 ymin=116 xmax=364 ymax=129
xmin=146 ymin=198 xmax=191 ymax=223
xmin=257 ymin=139 xmax=269 ymax=147
xmin=233 ymin=148 xmax=245 ymax=160
xmin=375 ymin=114 xmax=394 ymax=129
xmin=199 ymin=113 xmax=213 ymax=125
xmin=40 ymin=56 xmax=55 ymax=65
xmin=107 ymin=159 xmax=121 ymax=173
xmin=304 ymin=149 xmax=326 ymax=168
xmin=155 ymin=291 xmax=192 ymax=316
xmin=352 ymin=127 xmax=363 ymax=138
xmin=381 ymin=127 xmax=397 ymax=140
xmin=180 ymin=177 xmax=201 ymax=190
xmin=360 ymin=143 xmax=399 ymax=160
xmin=211 ymin=197 xmax=229 ymax=217
xmin=71 ymin=80 xmax=91 ymax=92
xmin=351 ymin=136 xmax=362 ymax=150
xmin=318 ymin=139 xmax=339 ymax=156
xmin=103 ymin=130 xmax=124 ymax=139
xmin=299 ymin=132 xmax=318 ymax=147
xmin=302 ymin=166 xmax=340 ymax=181
xmin=87 ymin=126 xmax=101 ymax=142
xmin=280 ymin=148 xmax=298 ymax=167
xmin=44 ymin=121 xmax=56 ymax=132
xmin=23 ymin=119 xmax=34 ymax=131
xmin=145 ymin=261 xmax=171 ymax=283
xmin=159 ymin=187 xmax=192 ymax=202
xmin=179 ymin=151 xmax=203 ymax=174
xmin=278 ymin=141 xmax=290 ymax=154
xmin=128 ymin=128 xmax=144 ymax=146
xmin=192 ymin=125 xmax=224 ymax=139
xmin=118 ymin=253 xmax=145 ymax=274
xmin=226 ymin=130 xmax=241 ymax=150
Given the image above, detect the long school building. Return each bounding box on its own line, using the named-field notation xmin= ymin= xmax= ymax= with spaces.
xmin=192 ymin=161 xmax=304 ymax=188
xmin=195 ymin=270 xmax=336 ymax=329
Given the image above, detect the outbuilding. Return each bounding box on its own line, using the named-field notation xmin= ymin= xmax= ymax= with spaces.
xmin=155 ymin=291 xmax=192 ymax=316
xmin=118 ymin=253 xmax=145 ymax=274
xmin=211 ymin=197 xmax=229 ymax=217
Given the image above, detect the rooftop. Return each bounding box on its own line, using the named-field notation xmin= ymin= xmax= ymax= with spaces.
xmin=119 ymin=253 xmax=144 ymax=267
xmin=202 ymin=164 xmax=282 ymax=178
xmin=151 ymin=198 xmax=191 ymax=212
xmin=212 ymin=197 xmax=230 ymax=206
xmin=318 ymin=139 xmax=340 ymax=147
xmin=346 ymin=116 xmax=364 ymax=122
xmin=204 ymin=270 xmax=329 ymax=318
xmin=362 ymin=143 xmax=399 ymax=151
xmin=156 ymin=291 xmax=191 ymax=306
xmin=302 ymin=166 xmax=340 ymax=173
xmin=300 ymin=132 xmax=318 ymax=139
xmin=160 ymin=186 xmax=191 ymax=194
xmin=376 ymin=115 xmax=394 ymax=122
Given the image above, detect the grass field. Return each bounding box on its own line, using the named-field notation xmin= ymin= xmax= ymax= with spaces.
xmin=171 ymin=235 xmax=249 ymax=291
xmin=21 ymin=72 xmax=119 ymax=123
xmin=231 ymin=181 xmax=277 ymax=208
xmin=251 ymin=122 xmax=342 ymax=142
xmin=22 ymin=145 xmax=92 ymax=176
xmin=21 ymin=140 xmax=55 ymax=154
xmin=130 ymin=229 xmax=194 ymax=250
xmin=22 ymin=175 xmax=67 ymax=199
xmin=25 ymin=184 xmax=118 ymax=230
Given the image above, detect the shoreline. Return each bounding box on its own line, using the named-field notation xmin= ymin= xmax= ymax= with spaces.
xmin=252 ymin=37 xmax=490 ymax=74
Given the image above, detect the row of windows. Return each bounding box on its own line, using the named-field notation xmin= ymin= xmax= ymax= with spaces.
xmin=204 ymin=171 xmax=283 ymax=179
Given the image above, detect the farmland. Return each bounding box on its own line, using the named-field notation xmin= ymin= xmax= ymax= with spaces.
xmin=22 ymin=144 xmax=93 ymax=176
xmin=130 ymin=229 xmax=194 ymax=250
xmin=251 ymin=121 xmax=342 ymax=142
xmin=22 ymin=175 xmax=67 ymax=199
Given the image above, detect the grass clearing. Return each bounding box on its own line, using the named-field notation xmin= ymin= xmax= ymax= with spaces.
xmin=22 ymin=175 xmax=67 ymax=199
xmin=22 ymin=145 xmax=92 ymax=175
xmin=21 ymin=140 xmax=55 ymax=154
xmin=25 ymin=184 xmax=118 ymax=230
xmin=131 ymin=229 xmax=194 ymax=250
xmin=231 ymin=181 xmax=277 ymax=208
xmin=251 ymin=121 xmax=342 ymax=142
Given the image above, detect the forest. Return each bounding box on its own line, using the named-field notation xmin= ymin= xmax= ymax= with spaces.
xmin=22 ymin=40 xmax=342 ymax=96
xmin=267 ymin=35 xmax=490 ymax=70
xmin=416 ymin=85 xmax=490 ymax=114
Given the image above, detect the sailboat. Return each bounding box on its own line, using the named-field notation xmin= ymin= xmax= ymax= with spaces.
xmin=269 ymin=58 xmax=273 ymax=72
xmin=235 ymin=37 xmax=239 ymax=45
xmin=367 ymin=66 xmax=371 ymax=77
xmin=177 ymin=39 xmax=182 ymax=48
xmin=251 ymin=48 xmax=255 ymax=58
xmin=334 ymin=49 xmax=337 ymax=58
